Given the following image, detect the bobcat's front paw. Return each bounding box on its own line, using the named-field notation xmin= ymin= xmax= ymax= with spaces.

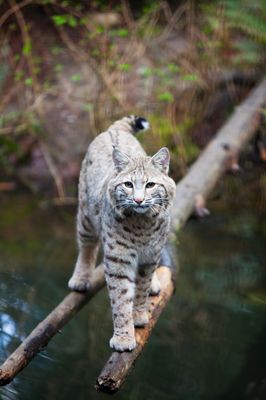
xmin=109 ymin=334 xmax=136 ymax=352
xmin=133 ymin=310 xmax=149 ymax=327
xmin=68 ymin=275 xmax=90 ymax=292
xmin=149 ymin=272 xmax=161 ymax=296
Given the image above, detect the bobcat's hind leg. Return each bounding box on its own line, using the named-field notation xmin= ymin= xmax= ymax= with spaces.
xmin=68 ymin=211 xmax=99 ymax=292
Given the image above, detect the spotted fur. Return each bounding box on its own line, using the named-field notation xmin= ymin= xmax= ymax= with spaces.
xmin=68 ymin=116 xmax=175 ymax=351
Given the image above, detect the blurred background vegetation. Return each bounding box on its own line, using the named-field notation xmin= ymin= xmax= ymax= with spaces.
xmin=0 ymin=0 xmax=266 ymax=198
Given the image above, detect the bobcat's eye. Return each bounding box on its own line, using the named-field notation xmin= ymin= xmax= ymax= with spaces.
xmin=146 ymin=182 xmax=156 ymax=189
xmin=123 ymin=181 xmax=133 ymax=189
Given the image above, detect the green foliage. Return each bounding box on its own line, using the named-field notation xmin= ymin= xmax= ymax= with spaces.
xmin=0 ymin=63 xmax=9 ymax=88
xmin=167 ymin=63 xmax=181 ymax=73
xmin=0 ymin=111 xmax=21 ymax=127
xmin=110 ymin=28 xmax=129 ymax=38
xmin=55 ymin=64 xmax=63 ymax=73
xmin=201 ymin=0 xmax=266 ymax=67
xmin=82 ymin=102 xmax=94 ymax=111
xmin=0 ymin=136 xmax=19 ymax=170
xmin=181 ymin=74 xmax=199 ymax=82
xmin=118 ymin=63 xmax=132 ymax=72
xmin=224 ymin=0 xmax=266 ymax=43
xmin=139 ymin=66 xmax=153 ymax=77
xmin=142 ymin=1 xmax=160 ymax=15
xmin=157 ymin=91 xmax=174 ymax=102
xmin=52 ymin=15 xmax=77 ymax=28
xmin=70 ymin=74 xmax=82 ymax=83
xmin=24 ymin=77 xmax=33 ymax=86
xmin=233 ymin=40 xmax=262 ymax=65
xmin=51 ymin=46 xmax=62 ymax=56
xmin=0 ymin=109 xmax=42 ymax=175
xmin=22 ymin=38 xmax=32 ymax=56
xmin=146 ymin=114 xmax=200 ymax=173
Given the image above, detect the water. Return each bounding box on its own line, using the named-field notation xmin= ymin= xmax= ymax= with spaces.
xmin=0 ymin=166 xmax=266 ymax=400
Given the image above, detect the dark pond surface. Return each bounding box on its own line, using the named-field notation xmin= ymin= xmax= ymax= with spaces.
xmin=0 ymin=165 xmax=266 ymax=400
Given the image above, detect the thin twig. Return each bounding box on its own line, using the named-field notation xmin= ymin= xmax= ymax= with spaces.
xmin=0 ymin=0 xmax=32 ymax=28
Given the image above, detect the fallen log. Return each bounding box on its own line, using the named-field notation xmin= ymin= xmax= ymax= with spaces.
xmin=1 ymin=76 xmax=266 ymax=389
xmin=171 ymin=77 xmax=266 ymax=228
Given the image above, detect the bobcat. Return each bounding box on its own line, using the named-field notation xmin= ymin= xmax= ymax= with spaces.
xmin=68 ymin=116 xmax=175 ymax=351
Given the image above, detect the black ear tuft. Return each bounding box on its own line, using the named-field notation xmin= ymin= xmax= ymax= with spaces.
xmin=134 ymin=117 xmax=149 ymax=132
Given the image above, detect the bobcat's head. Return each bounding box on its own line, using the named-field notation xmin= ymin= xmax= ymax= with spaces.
xmin=109 ymin=147 xmax=175 ymax=216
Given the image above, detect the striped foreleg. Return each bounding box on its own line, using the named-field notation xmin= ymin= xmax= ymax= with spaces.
xmin=133 ymin=261 xmax=158 ymax=327
xmin=104 ymin=254 xmax=137 ymax=352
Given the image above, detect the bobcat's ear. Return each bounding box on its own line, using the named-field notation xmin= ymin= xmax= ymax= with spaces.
xmin=150 ymin=147 xmax=170 ymax=174
xmin=112 ymin=147 xmax=131 ymax=172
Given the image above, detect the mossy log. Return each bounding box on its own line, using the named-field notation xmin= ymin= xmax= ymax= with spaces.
xmin=1 ymin=77 xmax=266 ymax=389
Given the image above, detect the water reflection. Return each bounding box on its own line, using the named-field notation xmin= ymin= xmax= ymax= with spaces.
xmin=0 ymin=168 xmax=266 ymax=400
xmin=0 ymin=314 xmax=17 ymax=348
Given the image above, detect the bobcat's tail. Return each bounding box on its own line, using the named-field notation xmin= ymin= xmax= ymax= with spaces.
xmin=131 ymin=115 xmax=150 ymax=133
xmin=111 ymin=115 xmax=150 ymax=135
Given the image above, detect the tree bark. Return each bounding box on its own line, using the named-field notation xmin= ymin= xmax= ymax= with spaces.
xmin=1 ymin=77 xmax=266 ymax=389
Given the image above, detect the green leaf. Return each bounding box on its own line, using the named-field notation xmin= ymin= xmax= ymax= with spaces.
xmin=158 ymin=92 xmax=174 ymax=102
xmin=33 ymin=66 xmax=40 ymax=74
xmin=96 ymin=26 xmax=105 ymax=34
xmin=68 ymin=15 xmax=77 ymax=28
xmin=22 ymin=39 xmax=32 ymax=56
xmin=167 ymin=63 xmax=181 ymax=73
xmin=55 ymin=64 xmax=63 ymax=73
xmin=110 ymin=28 xmax=129 ymax=37
xmin=107 ymin=60 xmax=115 ymax=67
xmin=118 ymin=63 xmax=132 ymax=72
xmin=52 ymin=15 xmax=68 ymax=26
xmin=24 ymin=77 xmax=33 ymax=86
xmin=182 ymin=74 xmax=199 ymax=82
xmin=15 ymin=70 xmax=24 ymax=82
xmin=83 ymin=102 xmax=94 ymax=111
xmin=139 ymin=66 xmax=153 ymax=77
xmin=91 ymin=48 xmax=100 ymax=56
xmin=117 ymin=28 xmax=128 ymax=37
xmin=51 ymin=46 xmax=62 ymax=56
xmin=71 ymin=74 xmax=82 ymax=83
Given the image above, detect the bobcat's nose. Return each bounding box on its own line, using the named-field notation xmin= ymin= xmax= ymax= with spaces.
xmin=134 ymin=197 xmax=144 ymax=205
